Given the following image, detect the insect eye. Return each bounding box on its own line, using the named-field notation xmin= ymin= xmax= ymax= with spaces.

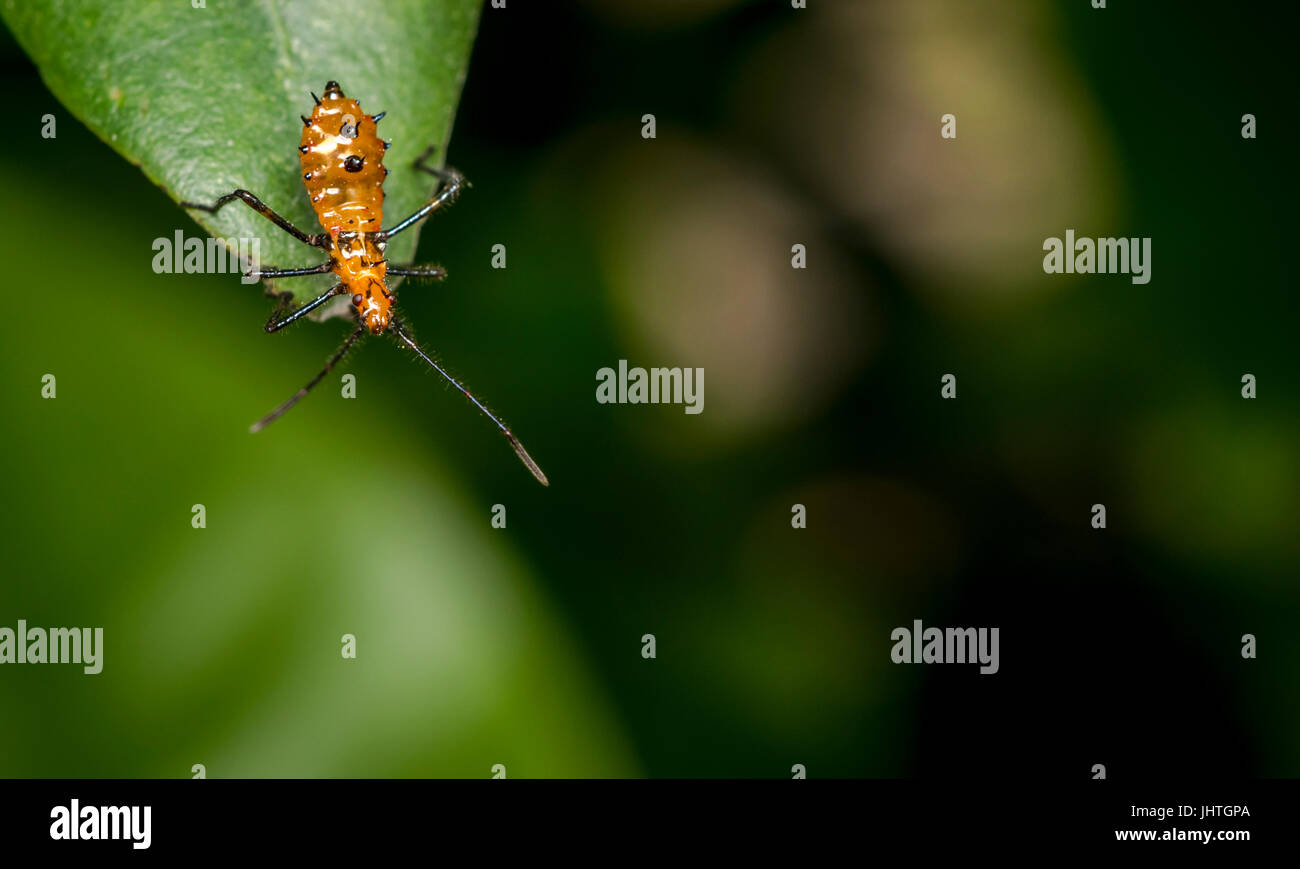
xmin=344 ymin=155 xmax=364 ymax=173
xmin=351 ymin=293 xmax=363 ymax=306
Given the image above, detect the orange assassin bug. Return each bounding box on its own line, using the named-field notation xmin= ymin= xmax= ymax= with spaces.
xmin=182 ymin=81 xmax=548 ymax=485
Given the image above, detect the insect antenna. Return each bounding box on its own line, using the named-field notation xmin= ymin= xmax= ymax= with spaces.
xmin=390 ymin=321 xmax=549 ymax=486
xmin=249 ymin=325 xmax=366 ymax=433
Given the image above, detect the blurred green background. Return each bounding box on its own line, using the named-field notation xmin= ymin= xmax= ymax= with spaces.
xmin=1 ymin=0 xmax=1297 ymax=778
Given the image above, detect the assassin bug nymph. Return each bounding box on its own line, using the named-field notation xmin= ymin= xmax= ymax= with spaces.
xmin=182 ymin=81 xmax=548 ymax=485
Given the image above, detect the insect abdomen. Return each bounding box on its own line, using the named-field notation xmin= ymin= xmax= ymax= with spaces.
xmin=299 ymin=83 xmax=386 ymax=236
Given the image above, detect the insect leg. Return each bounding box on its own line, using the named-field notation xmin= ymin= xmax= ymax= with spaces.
xmin=411 ymin=144 xmax=463 ymax=182
xmin=386 ymin=264 xmax=446 ymax=280
xmin=251 ymin=263 xmax=334 ymax=279
xmin=181 ymin=189 xmax=326 ymax=248
xmin=265 ymin=284 xmax=345 ymax=333
xmin=379 ymin=149 xmax=466 ymax=239
xmin=389 ymin=319 xmax=548 ymax=486
xmin=249 ymin=325 xmax=366 ymax=433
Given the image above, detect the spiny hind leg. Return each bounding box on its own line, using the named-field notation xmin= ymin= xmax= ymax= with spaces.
xmin=264 ymin=284 xmax=345 ymax=333
xmin=379 ymin=146 xmax=466 ymax=239
xmin=413 ymin=144 xmax=462 ymax=184
xmin=251 ymin=263 xmax=334 ymax=280
xmin=386 ymin=264 xmax=446 ymax=280
xmin=181 ymin=189 xmax=326 ymax=248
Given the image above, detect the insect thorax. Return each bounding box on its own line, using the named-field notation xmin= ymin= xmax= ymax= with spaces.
xmin=333 ymin=231 xmax=388 ymax=284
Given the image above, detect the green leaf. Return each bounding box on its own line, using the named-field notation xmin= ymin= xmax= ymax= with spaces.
xmin=1 ymin=0 xmax=481 ymax=301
